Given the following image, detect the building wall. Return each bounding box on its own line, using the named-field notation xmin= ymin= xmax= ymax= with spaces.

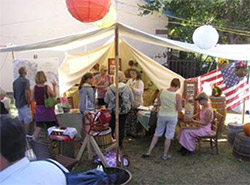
xmin=0 ymin=0 xmax=168 ymax=92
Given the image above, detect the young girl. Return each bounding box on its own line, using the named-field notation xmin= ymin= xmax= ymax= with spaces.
xmin=79 ymin=73 xmax=95 ymax=138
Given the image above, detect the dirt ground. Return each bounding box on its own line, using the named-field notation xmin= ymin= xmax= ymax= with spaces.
xmin=70 ymin=112 xmax=250 ymax=185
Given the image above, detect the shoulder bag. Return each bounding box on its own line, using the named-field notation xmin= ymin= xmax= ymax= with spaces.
xmin=44 ymin=85 xmax=58 ymax=108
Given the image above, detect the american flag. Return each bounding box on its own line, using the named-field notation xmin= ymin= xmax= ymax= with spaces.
xmin=198 ymin=63 xmax=249 ymax=110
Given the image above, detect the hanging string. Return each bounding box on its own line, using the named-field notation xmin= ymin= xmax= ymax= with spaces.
xmin=168 ymin=21 xmax=250 ymax=37
xmin=117 ymin=0 xmax=250 ymax=36
xmin=0 ymin=1 xmax=249 ymax=38
xmin=116 ymin=8 xmax=167 ymax=23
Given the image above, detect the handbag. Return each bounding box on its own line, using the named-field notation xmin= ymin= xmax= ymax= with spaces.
xmin=149 ymin=111 xmax=158 ymax=127
xmin=44 ymin=85 xmax=58 ymax=108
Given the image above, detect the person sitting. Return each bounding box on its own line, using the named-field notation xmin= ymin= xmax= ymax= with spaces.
xmin=0 ymin=88 xmax=10 ymax=116
xmin=142 ymin=78 xmax=182 ymax=160
xmin=104 ymin=71 xmax=134 ymax=150
xmin=93 ymin=65 xmax=111 ymax=106
xmin=0 ymin=116 xmax=68 ymax=185
xmin=177 ymin=92 xmax=214 ymax=155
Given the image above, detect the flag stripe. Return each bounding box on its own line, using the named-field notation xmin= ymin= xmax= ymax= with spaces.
xmin=227 ymin=95 xmax=250 ymax=110
xmin=225 ymin=81 xmax=248 ymax=100
xmin=198 ymin=63 xmax=249 ymax=111
xmin=200 ymin=76 xmax=223 ymax=85
xmin=200 ymin=71 xmax=221 ymax=82
xmin=226 ymin=86 xmax=249 ymax=106
xmin=223 ymin=78 xmax=247 ymax=94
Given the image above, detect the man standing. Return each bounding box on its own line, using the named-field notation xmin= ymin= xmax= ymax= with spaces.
xmin=13 ymin=67 xmax=32 ymax=134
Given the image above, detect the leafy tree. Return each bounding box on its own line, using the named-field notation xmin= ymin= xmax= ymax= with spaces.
xmin=139 ymin=0 xmax=250 ymax=44
xmin=139 ymin=0 xmax=250 ymax=76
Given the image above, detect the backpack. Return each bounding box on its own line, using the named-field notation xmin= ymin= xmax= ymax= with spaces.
xmin=110 ymin=88 xmax=128 ymax=114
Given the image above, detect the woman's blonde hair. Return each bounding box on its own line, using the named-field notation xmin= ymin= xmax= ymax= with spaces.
xmin=100 ymin=65 xmax=107 ymax=71
xmin=116 ymin=71 xmax=125 ymax=82
xmin=35 ymin=71 xmax=47 ymax=84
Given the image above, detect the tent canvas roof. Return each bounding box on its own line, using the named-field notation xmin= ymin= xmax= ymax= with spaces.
xmin=1 ymin=23 xmax=250 ymax=61
xmin=59 ymin=39 xmax=185 ymax=94
xmin=1 ymin=22 xmax=249 ymax=94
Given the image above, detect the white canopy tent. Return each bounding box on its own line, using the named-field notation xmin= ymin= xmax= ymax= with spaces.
xmin=60 ymin=39 xmax=185 ymax=94
xmin=2 ymin=22 xmax=249 ymax=164
xmin=1 ymin=22 xmax=249 ymax=95
xmin=1 ymin=23 xmax=250 ymax=60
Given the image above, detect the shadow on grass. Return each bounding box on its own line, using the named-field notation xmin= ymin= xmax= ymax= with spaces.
xmin=73 ymin=133 xmax=250 ymax=185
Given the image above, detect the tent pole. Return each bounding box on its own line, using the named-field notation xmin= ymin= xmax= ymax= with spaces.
xmin=242 ymin=71 xmax=249 ymax=124
xmin=11 ymin=51 xmax=15 ymax=60
xmin=114 ymin=23 xmax=120 ymax=166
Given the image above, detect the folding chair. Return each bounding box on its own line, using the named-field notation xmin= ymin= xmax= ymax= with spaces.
xmin=30 ymin=140 xmax=78 ymax=171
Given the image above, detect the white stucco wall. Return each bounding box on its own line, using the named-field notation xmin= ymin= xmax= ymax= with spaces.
xmin=0 ymin=0 xmax=168 ymax=92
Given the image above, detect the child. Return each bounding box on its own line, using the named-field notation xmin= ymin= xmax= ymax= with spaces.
xmin=79 ymin=73 xmax=96 ymax=138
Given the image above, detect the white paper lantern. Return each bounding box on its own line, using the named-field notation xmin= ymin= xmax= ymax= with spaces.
xmin=192 ymin=25 xmax=219 ymax=49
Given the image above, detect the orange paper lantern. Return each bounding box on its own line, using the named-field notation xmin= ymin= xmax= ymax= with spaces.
xmin=66 ymin=0 xmax=111 ymax=23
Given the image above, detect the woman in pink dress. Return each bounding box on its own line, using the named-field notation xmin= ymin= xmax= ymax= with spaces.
xmin=177 ymin=92 xmax=213 ymax=155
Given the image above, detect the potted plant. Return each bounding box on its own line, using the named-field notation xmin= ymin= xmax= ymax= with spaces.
xmin=212 ymin=85 xmax=222 ymax=97
xmin=217 ymin=58 xmax=229 ymax=70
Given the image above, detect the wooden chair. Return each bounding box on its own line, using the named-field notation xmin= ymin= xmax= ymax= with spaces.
xmin=30 ymin=140 xmax=78 ymax=171
xmin=196 ymin=111 xmax=223 ymax=154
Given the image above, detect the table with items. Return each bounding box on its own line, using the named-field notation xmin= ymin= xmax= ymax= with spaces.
xmin=56 ymin=110 xmax=82 ymax=138
xmin=137 ymin=110 xmax=151 ymax=132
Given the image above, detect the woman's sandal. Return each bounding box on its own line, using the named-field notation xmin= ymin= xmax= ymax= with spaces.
xmin=162 ymin=154 xmax=171 ymax=161
xmin=141 ymin=153 xmax=151 ymax=158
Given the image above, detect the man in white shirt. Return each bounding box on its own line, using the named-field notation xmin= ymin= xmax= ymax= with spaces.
xmin=0 ymin=116 xmax=68 ymax=185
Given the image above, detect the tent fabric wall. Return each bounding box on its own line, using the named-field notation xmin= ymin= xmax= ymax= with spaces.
xmin=59 ymin=39 xmax=185 ymax=95
xmin=59 ymin=42 xmax=114 ymax=93
xmin=1 ymin=23 xmax=250 ymax=60
xmin=125 ymin=40 xmax=185 ymax=92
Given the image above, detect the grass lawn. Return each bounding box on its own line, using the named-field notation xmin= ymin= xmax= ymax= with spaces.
xmin=72 ymin=129 xmax=250 ymax=185
xmin=8 ymin=100 xmax=250 ymax=185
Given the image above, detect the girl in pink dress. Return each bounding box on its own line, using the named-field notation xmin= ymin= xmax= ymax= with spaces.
xmin=177 ymin=92 xmax=213 ymax=155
